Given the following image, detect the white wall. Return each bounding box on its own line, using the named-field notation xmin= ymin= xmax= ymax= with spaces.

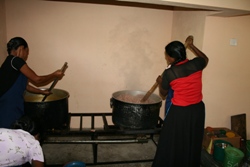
xmin=0 ymin=0 xmax=6 ymax=62
xmin=203 ymin=15 xmax=250 ymax=138
xmin=2 ymin=0 xmax=250 ymax=138
xmin=4 ymin=0 xmax=173 ymax=127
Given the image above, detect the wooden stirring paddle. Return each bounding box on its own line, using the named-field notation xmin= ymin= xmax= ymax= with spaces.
xmin=41 ymin=62 xmax=68 ymax=102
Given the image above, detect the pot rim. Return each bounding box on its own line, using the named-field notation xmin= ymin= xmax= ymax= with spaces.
xmin=24 ymin=88 xmax=69 ymax=103
xmin=112 ymin=90 xmax=162 ymax=104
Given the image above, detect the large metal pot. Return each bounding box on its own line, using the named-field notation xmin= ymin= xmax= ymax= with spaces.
xmin=111 ymin=90 xmax=162 ymax=129
xmin=24 ymin=88 xmax=69 ymax=131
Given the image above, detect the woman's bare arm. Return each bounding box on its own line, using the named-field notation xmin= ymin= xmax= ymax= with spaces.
xmin=185 ymin=35 xmax=209 ymax=66
xmin=32 ymin=160 xmax=44 ymax=167
xmin=20 ymin=64 xmax=64 ymax=87
xmin=26 ymin=84 xmax=51 ymax=95
xmin=156 ymin=75 xmax=168 ymax=99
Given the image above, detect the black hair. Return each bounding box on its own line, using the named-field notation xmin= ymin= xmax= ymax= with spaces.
xmin=11 ymin=115 xmax=38 ymax=136
xmin=7 ymin=37 xmax=28 ymax=55
xmin=165 ymin=41 xmax=186 ymax=66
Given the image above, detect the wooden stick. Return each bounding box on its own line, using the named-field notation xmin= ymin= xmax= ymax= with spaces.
xmin=140 ymin=80 xmax=161 ymax=102
xmin=41 ymin=62 xmax=68 ymax=102
xmin=140 ymin=72 xmax=163 ymax=103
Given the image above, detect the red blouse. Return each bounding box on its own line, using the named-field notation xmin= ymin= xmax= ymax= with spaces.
xmin=162 ymin=57 xmax=206 ymax=106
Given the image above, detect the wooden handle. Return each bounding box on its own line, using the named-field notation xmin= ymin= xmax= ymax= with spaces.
xmin=140 ymin=81 xmax=160 ymax=102
xmin=47 ymin=62 xmax=68 ymax=92
xmin=41 ymin=62 xmax=68 ymax=102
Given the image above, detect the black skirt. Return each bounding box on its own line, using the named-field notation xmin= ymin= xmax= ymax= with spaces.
xmin=152 ymin=101 xmax=205 ymax=167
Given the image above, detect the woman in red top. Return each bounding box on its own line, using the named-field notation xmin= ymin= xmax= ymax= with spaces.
xmin=152 ymin=36 xmax=209 ymax=167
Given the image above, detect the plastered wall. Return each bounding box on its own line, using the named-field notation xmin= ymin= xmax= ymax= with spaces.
xmin=2 ymin=0 xmax=250 ymax=138
xmin=202 ymin=15 xmax=250 ymax=138
xmin=0 ymin=0 xmax=6 ymax=62
xmin=3 ymin=0 xmax=172 ymax=127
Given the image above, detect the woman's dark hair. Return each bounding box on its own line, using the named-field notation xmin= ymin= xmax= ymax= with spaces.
xmin=7 ymin=37 xmax=28 ymax=55
xmin=165 ymin=41 xmax=186 ymax=65
xmin=11 ymin=115 xmax=38 ymax=136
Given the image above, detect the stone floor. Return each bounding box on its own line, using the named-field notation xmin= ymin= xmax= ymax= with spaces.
xmin=42 ymin=135 xmax=221 ymax=167
xmin=42 ymin=135 xmax=158 ymax=167
xmin=42 ymin=135 xmax=238 ymax=167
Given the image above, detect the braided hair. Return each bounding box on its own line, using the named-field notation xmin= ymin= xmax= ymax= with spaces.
xmin=165 ymin=41 xmax=186 ymax=66
xmin=7 ymin=37 xmax=28 ymax=55
xmin=11 ymin=115 xmax=38 ymax=136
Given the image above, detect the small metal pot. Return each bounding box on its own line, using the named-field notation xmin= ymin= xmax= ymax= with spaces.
xmin=24 ymin=89 xmax=69 ymax=131
xmin=110 ymin=90 xmax=162 ymax=129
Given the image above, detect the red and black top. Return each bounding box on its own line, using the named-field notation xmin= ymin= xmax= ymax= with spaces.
xmin=161 ymin=57 xmax=207 ymax=106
